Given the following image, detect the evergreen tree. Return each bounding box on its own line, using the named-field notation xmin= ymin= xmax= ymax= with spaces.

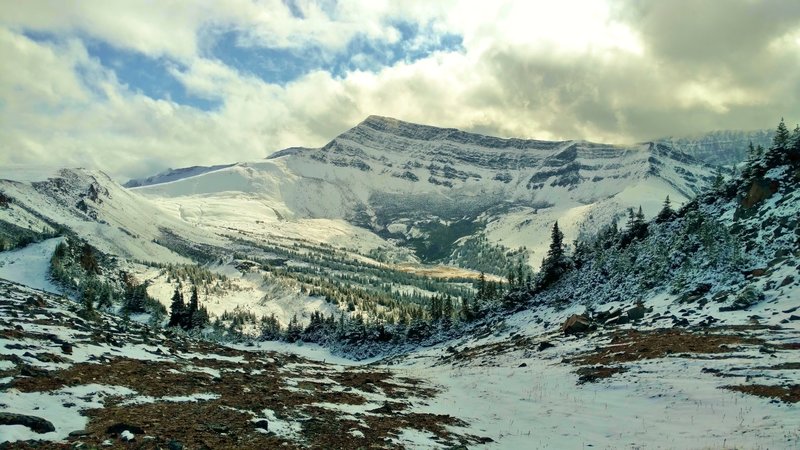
xmin=80 ymin=243 xmax=100 ymax=275
xmin=186 ymin=286 xmax=199 ymax=328
xmin=790 ymin=124 xmax=800 ymax=165
xmin=260 ymin=314 xmax=281 ymax=339
xmin=81 ymin=279 xmax=97 ymax=313
xmin=711 ymin=167 xmax=725 ymax=191
xmin=623 ymin=206 xmax=648 ymax=243
xmin=460 ymin=297 xmax=473 ymax=322
xmin=167 ymin=287 xmax=185 ymax=328
xmin=442 ymin=294 xmax=453 ymax=323
xmin=656 ymin=196 xmax=675 ymax=223
xmin=285 ymin=314 xmax=302 ymax=342
xmin=767 ymin=118 xmax=791 ymax=166
xmin=539 ymin=221 xmax=570 ymax=289
xmin=772 ymin=118 xmax=791 ymax=150
xmin=572 ymin=238 xmax=591 ymax=269
xmin=475 ymin=272 xmax=487 ymax=301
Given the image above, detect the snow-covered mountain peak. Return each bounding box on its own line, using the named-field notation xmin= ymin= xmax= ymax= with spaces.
xmin=124 ymin=117 xmax=717 ymax=271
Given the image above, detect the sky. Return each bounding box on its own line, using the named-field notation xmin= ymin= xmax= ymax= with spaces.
xmin=1 ymin=0 xmax=800 ymax=181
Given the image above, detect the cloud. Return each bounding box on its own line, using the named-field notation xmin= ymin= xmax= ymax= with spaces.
xmin=1 ymin=1 xmax=800 ymax=181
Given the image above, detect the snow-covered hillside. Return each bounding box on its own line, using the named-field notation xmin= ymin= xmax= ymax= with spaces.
xmin=2 ymin=268 xmax=798 ymax=448
xmin=0 ymin=168 xmax=217 ymax=263
xmin=655 ymin=129 xmax=774 ymax=167
xmin=135 ymin=115 xmax=715 ymax=270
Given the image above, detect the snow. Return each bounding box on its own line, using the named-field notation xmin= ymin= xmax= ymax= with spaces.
xmin=385 ymin=321 xmax=800 ymax=449
xmin=0 ymin=384 xmax=136 ymax=443
xmin=0 ymin=168 xmax=215 ymax=264
xmin=121 ymin=392 xmax=220 ymax=406
xmin=252 ymin=408 xmax=302 ymax=440
xmin=391 ymin=428 xmax=447 ymax=449
xmin=131 ymin=118 xmax=712 ymax=273
xmin=227 ymin=340 xmax=381 ymax=366
xmin=0 ymin=238 xmax=63 ymax=294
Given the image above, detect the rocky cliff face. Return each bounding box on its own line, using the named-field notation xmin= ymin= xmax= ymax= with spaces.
xmin=130 ymin=116 xmax=717 ymax=267
xmin=655 ymin=129 xmax=773 ymax=167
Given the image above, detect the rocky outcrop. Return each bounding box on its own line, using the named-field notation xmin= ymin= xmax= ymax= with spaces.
xmin=562 ymin=314 xmax=594 ymax=335
xmin=0 ymin=412 xmax=55 ymax=434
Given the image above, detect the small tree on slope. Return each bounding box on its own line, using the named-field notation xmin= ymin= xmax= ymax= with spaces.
xmin=168 ymin=287 xmax=186 ymax=328
xmin=539 ymin=222 xmax=570 ymax=289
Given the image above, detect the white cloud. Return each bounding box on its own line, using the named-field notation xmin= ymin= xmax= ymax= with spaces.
xmin=1 ymin=1 xmax=799 ymax=181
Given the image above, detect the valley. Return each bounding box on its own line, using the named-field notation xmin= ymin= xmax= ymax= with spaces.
xmin=1 ymin=117 xmax=798 ymax=448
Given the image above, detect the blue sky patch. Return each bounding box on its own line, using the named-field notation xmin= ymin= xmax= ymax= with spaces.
xmin=84 ymin=40 xmax=221 ymax=110
xmin=21 ymin=21 xmax=462 ymax=108
xmin=22 ymin=30 xmax=220 ymax=110
xmin=207 ymin=23 xmax=463 ymax=84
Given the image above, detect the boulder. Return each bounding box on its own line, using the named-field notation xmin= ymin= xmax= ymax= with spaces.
xmin=625 ymin=304 xmax=648 ymax=321
xmin=537 ymin=341 xmax=555 ymax=351
xmin=0 ymin=412 xmax=55 ymax=433
xmin=561 ymin=314 xmax=593 ymax=335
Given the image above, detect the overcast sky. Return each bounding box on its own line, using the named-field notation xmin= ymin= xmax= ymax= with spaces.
xmin=2 ymin=0 xmax=799 ymax=180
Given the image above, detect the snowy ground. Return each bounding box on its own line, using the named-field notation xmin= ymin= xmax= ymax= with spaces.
xmin=3 ymin=275 xmax=797 ymax=449
xmin=0 ymin=238 xmax=63 ymax=294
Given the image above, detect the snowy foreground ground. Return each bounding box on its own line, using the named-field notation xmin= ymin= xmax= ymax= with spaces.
xmin=1 ymin=276 xmax=798 ymax=449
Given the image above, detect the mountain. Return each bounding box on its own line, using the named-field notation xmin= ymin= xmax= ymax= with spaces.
xmin=0 ymin=168 xmax=215 ymax=263
xmin=655 ymin=129 xmax=773 ymax=167
xmin=122 ymin=164 xmax=237 ymax=188
xmin=1 ymin=117 xmax=798 ymax=448
xmin=135 ymin=115 xmax=716 ymax=272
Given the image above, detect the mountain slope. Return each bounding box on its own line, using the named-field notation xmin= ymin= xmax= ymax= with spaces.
xmin=136 ymin=116 xmax=715 ymax=271
xmin=655 ymin=129 xmax=774 ymax=167
xmin=0 ymin=168 xmax=229 ymax=263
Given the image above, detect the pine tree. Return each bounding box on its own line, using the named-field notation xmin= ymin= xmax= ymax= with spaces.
xmin=460 ymin=297 xmax=473 ymax=322
xmin=656 ymin=196 xmax=675 ymax=223
xmin=475 ymin=272 xmax=487 ymax=301
xmin=572 ymin=238 xmax=591 ymax=269
xmin=711 ymin=167 xmax=725 ymax=191
xmin=624 ymin=206 xmax=648 ymax=241
xmin=767 ymin=118 xmax=791 ymax=166
xmin=186 ymin=286 xmax=199 ymax=329
xmin=285 ymin=315 xmax=302 ymax=342
xmin=772 ymin=118 xmax=791 ymax=150
xmin=80 ymin=243 xmax=100 ymax=275
xmin=442 ymin=294 xmax=453 ymax=323
xmin=635 ymin=206 xmax=645 ymax=227
xmin=539 ymin=221 xmax=570 ymax=289
xmin=167 ymin=287 xmax=185 ymax=328
xmin=790 ymin=124 xmax=800 ymax=166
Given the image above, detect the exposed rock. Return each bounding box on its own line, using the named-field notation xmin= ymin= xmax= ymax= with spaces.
xmin=625 ymin=304 xmax=650 ymax=321
xmin=537 ymin=341 xmax=555 ymax=351
xmin=23 ymin=295 xmax=47 ymax=309
xmin=208 ymin=423 xmax=230 ymax=433
xmin=167 ymin=440 xmax=185 ymax=450
xmin=719 ymin=286 xmax=764 ymax=312
xmin=20 ymin=364 xmax=49 ymax=377
xmin=562 ymin=314 xmax=594 ymax=335
xmin=253 ymin=420 xmax=269 ymax=431
xmin=0 ymin=412 xmax=56 ymax=433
